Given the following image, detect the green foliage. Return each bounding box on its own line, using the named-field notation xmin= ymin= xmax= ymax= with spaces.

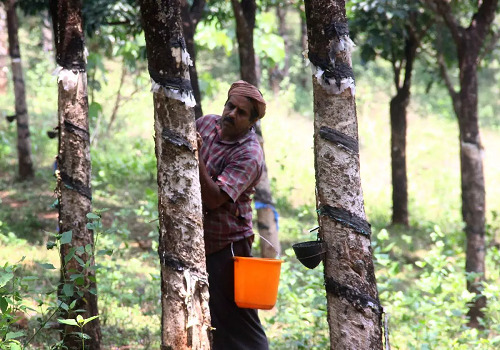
xmin=265 ymin=250 xmax=329 ymax=349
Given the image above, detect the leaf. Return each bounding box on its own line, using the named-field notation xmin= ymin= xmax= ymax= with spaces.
xmin=6 ymin=331 xmax=25 ymax=340
xmin=74 ymin=255 xmax=85 ymax=266
xmin=88 ymin=102 xmax=102 ymax=120
xmin=62 ymin=283 xmax=74 ymax=297
xmin=37 ymin=262 xmax=56 ymax=270
xmin=58 ymin=318 xmax=78 ymax=326
xmin=82 ymin=315 xmax=99 ymax=326
xmin=86 ymin=212 xmax=100 ymax=220
xmin=60 ymin=231 xmax=73 ymax=245
xmin=0 ymin=296 xmax=8 ymax=313
xmin=69 ymin=299 xmax=77 ymax=309
xmin=70 ymin=273 xmax=83 ymax=281
xmin=64 ymin=248 xmax=76 ymax=264
xmin=0 ymin=271 xmax=14 ymax=287
xmin=46 ymin=241 xmax=57 ymax=250
xmin=85 ymin=244 xmax=93 ymax=255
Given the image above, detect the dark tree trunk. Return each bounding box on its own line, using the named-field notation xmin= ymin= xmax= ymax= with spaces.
xmin=304 ymin=0 xmax=383 ymax=348
xmin=390 ymin=30 xmax=418 ymax=227
xmin=139 ymin=0 xmax=211 ymax=348
xmin=430 ymin=0 xmax=497 ymax=328
xmin=51 ymin=0 xmax=101 ymax=348
xmin=0 ymin=3 xmax=7 ymax=94
xmin=42 ymin=10 xmax=54 ymax=53
xmin=6 ymin=0 xmax=34 ymax=180
xmin=299 ymin=14 xmax=308 ymax=89
xmin=231 ymin=0 xmax=280 ymax=258
xmin=180 ymin=0 xmax=205 ymax=119
xmin=269 ymin=4 xmax=290 ymax=94
xmin=231 ymin=0 xmax=258 ymax=86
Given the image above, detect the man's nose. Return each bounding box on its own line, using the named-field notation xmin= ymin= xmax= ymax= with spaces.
xmin=228 ymin=108 xmax=236 ymax=118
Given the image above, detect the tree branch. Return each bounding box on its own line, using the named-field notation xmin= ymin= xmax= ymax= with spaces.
xmin=190 ymin=0 xmax=206 ymax=28
xmin=425 ymin=0 xmax=461 ymax=42
xmin=473 ymin=0 xmax=499 ymax=42
xmin=479 ymin=30 xmax=500 ymax=63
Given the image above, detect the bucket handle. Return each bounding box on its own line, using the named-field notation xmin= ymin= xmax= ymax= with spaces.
xmin=230 ymin=234 xmax=280 ymax=258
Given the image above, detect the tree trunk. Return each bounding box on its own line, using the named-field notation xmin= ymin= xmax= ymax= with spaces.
xmin=304 ymin=0 xmax=383 ymax=348
xmin=299 ymin=14 xmax=309 ymax=89
xmin=269 ymin=4 xmax=290 ymax=94
xmin=6 ymin=0 xmax=34 ymax=180
xmin=430 ymin=0 xmax=497 ymax=328
xmin=231 ymin=0 xmax=258 ymax=87
xmin=139 ymin=0 xmax=211 ymax=348
xmin=458 ymin=37 xmax=486 ymax=328
xmin=51 ymin=0 xmax=101 ymax=348
xmin=390 ymin=32 xmax=418 ymax=227
xmin=0 ymin=3 xmax=7 ymax=95
xmin=42 ymin=10 xmax=54 ymax=54
xmin=389 ymin=94 xmax=408 ymax=226
xmin=180 ymin=0 xmax=205 ymax=119
xmin=231 ymin=0 xmax=280 ymax=258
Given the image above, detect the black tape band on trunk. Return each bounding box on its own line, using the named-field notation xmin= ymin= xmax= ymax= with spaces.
xmin=325 ymin=277 xmax=382 ymax=315
xmin=318 ymin=205 xmax=371 ymax=237
xmin=161 ymin=128 xmax=194 ymax=152
xmin=148 ymin=66 xmax=193 ymax=94
xmin=319 ymin=126 xmax=359 ymax=153
xmin=59 ymin=171 xmax=92 ymax=200
xmin=64 ymin=120 xmax=90 ymax=141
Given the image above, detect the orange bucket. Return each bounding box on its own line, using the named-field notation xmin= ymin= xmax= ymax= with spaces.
xmin=233 ymin=257 xmax=283 ymax=309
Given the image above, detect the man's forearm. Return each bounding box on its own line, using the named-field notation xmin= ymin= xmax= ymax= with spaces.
xmin=198 ymin=156 xmax=230 ymax=210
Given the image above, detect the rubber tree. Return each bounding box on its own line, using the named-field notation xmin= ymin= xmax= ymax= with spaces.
xmin=304 ymin=0 xmax=383 ymax=348
xmin=181 ymin=0 xmax=206 ymax=119
xmin=6 ymin=0 xmax=34 ymax=180
xmin=425 ymin=0 xmax=499 ymax=329
xmin=350 ymin=0 xmax=433 ymax=227
xmin=139 ymin=0 xmax=211 ymax=348
xmin=50 ymin=0 xmax=101 ymax=348
xmin=0 ymin=2 xmax=7 ymax=94
xmin=231 ymin=0 xmax=281 ymax=258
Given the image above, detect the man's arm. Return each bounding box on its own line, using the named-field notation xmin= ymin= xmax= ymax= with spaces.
xmin=198 ymin=155 xmax=231 ymax=210
xmin=197 ymin=132 xmax=231 ymax=210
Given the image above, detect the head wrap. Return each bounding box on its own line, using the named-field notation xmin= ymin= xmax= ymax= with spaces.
xmin=227 ymin=80 xmax=266 ymax=119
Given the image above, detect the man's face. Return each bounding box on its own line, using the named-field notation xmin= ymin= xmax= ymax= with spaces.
xmin=220 ymin=95 xmax=256 ymax=141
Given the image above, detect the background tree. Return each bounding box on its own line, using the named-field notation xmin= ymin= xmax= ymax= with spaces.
xmin=6 ymin=0 xmax=34 ymax=180
xmin=0 ymin=2 xmax=7 ymax=94
xmin=50 ymin=0 xmax=101 ymax=347
xmin=350 ymin=0 xmax=433 ymax=226
xmin=304 ymin=0 xmax=383 ymax=348
xmin=139 ymin=0 xmax=212 ymax=348
xmin=425 ymin=0 xmax=498 ymax=328
xmin=231 ymin=0 xmax=281 ymax=258
xmin=181 ymin=0 xmax=206 ymax=119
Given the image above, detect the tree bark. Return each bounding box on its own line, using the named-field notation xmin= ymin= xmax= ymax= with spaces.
xmin=42 ymin=10 xmax=54 ymax=54
xmin=429 ymin=0 xmax=497 ymax=328
xmin=390 ymin=29 xmax=418 ymax=227
xmin=231 ymin=0 xmax=280 ymax=258
xmin=139 ymin=0 xmax=211 ymax=348
xmin=181 ymin=0 xmax=205 ymax=119
xmin=231 ymin=0 xmax=258 ymax=86
xmin=0 ymin=3 xmax=7 ymax=94
xmin=51 ymin=0 xmax=101 ymax=348
xmin=304 ymin=0 xmax=383 ymax=348
xmin=269 ymin=4 xmax=290 ymax=94
xmin=6 ymin=0 xmax=34 ymax=180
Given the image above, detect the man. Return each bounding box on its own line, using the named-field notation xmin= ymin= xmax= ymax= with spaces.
xmin=196 ymin=80 xmax=269 ymax=349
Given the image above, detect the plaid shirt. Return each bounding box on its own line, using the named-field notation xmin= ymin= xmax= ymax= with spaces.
xmin=196 ymin=114 xmax=264 ymax=255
